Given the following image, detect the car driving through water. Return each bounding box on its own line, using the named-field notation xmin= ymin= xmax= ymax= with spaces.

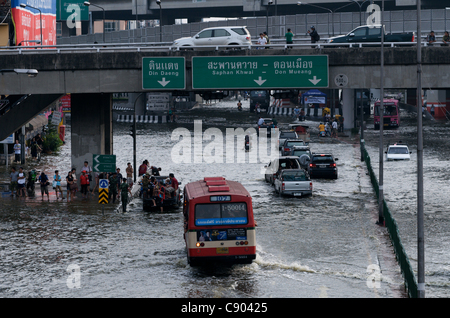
xmin=385 ymin=144 xmax=411 ymax=161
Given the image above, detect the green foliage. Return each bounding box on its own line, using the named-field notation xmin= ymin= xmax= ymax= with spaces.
xmin=42 ymin=124 xmax=63 ymax=153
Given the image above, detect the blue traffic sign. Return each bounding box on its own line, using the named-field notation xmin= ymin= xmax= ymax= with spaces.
xmin=99 ymin=179 xmax=109 ymax=189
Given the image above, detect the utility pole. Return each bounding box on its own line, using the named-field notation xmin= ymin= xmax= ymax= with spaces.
xmin=377 ymin=0 xmax=385 ymax=226
xmin=416 ymin=0 xmax=425 ymax=299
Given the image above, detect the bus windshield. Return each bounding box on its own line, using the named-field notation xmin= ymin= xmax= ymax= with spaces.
xmin=195 ymin=202 xmax=248 ymax=226
xmin=374 ymin=104 xmax=398 ymax=116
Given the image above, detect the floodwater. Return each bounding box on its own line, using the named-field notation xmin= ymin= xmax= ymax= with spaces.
xmin=0 ymin=100 xmax=408 ymax=298
xmin=363 ymin=110 xmax=450 ymax=298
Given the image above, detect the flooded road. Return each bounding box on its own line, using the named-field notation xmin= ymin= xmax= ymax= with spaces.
xmin=0 ymin=100 xmax=407 ymax=298
xmin=363 ymin=111 xmax=450 ymax=298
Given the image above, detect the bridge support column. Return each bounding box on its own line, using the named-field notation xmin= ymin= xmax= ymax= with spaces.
xmin=71 ymin=93 xmax=113 ymax=179
xmin=341 ymin=89 xmax=355 ymax=130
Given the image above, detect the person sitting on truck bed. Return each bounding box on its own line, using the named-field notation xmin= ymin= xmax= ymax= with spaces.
xmin=141 ymin=174 xmax=150 ymax=198
xmin=164 ymin=179 xmax=174 ymax=199
xmin=169 ymin=173 xmax=179 ymax=191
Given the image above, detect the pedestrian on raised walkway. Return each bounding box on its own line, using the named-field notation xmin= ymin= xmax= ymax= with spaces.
xmin=38 ymin=171 xmax=50 ymax=201
xmin=53 ymin=170 xmax=64 ymax=200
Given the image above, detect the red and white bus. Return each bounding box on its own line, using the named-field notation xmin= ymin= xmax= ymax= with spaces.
xmin=374 ymin=99 xmax=400 ymax=130
xmin=183 ymin=177 xmax=257 ymax=266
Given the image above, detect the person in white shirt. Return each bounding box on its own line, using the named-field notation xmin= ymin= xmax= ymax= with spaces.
xmin=256 ymin=33 xmax=267 ymax=48
xmin=17 ymin=167 xmax=26 ymax=197
xmin=331 ymin=120 xmax=338 ymax=138
xmin=257 ymin=117 xmax=265 ymax=126
xmin=14 ymin=140 xmax=21 ymax=163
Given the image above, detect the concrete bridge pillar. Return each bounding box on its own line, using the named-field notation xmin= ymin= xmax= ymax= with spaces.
xmin=341 ymin=89 xmax=355 ymax=130
xmin=71 ymin=93 xmax=113 ymax=180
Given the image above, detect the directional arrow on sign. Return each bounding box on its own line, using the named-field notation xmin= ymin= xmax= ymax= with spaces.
xmin=254 ymin=76 xmax=267 ymax=86
xmin=99 ymin=189 xmax=109 ymax=204
xmin=157 ymin=78 xmax=171 ymax=87
xmin=309 ymin=76 xmax=322 ymax=86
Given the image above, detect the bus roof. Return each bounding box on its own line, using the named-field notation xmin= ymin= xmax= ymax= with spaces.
xmin=184 ymin=178 xmax=251 ymax=201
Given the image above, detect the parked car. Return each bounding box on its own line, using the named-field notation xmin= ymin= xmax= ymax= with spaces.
xmin=309 ymin=153 xmax=338 ymax=179
xmin=257 ymin=118 xmax=278 ymax=137
xmin=278 ymin=131 xmax=298 ymax=150
xmin=280 ymin=139 xmax=306 ymax=156
xmin=172 ymin=26 xmax=251 ymax=48
xmin=288 ymin=146 xmax=312 ymax=171
xmin=385 ymin=144 xmax=411 ymax=161
xmin=274 ymin=169 xmax=312 ymax=197
xmin=328 ymin=25 xmax=414 ymax=46
xmin=264 ymin=156 xmax=301 ymax=185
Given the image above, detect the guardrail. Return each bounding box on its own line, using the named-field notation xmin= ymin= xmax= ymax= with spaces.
xmin=0 ymin=40 xmax=426 ymax=55
xmin=361 ymin=141 xmax=418 ymax=298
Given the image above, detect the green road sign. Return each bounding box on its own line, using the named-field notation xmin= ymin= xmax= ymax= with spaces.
xmin=57 ymin=0 xmax=89 ymax=22
xmin=93 ymin=154 xmax=116 ymax=172
xmin=192 ymin=55 xmax=328 ymax=89
xmin=142 ymin=57 xmax=186 ymax=90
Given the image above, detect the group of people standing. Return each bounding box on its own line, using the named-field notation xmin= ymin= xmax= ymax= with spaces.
xmin=8 ymin=160 xmax=135 ymax=206
xmin=256 ymin=26 xmax=320 ymax=48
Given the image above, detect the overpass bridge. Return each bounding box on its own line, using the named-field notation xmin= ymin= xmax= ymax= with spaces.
xmin=59 ymin=6 xmax=450 ymax=45
xmin=1 ymin=44 xmax=448 ymax=95
xmin=1 ymin=43 xmax=448 ymax=175
xmin=79 ymin=0 xmax=443 ymax=23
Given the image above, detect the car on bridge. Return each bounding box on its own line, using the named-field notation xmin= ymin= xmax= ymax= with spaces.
xmin=328 ymin=25 xmax=414 ymax=46
xmin=172 ymin=26 xmax=252 ymax=49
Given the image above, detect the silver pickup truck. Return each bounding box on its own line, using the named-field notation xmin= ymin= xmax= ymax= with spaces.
xmin=274 ymin=169 xmax=312 ymax=197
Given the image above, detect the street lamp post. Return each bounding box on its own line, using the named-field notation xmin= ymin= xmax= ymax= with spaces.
xmin=378 ymin=0 xmax=385 ymax=227
xmin=156 ymin=0 xmax=162 ymax=42
xmin=416 ymin=0 xmax=425 ymax=299
xmin=0 ymin=69 xmax=39 ymax=77
xmin=266 ymin=1 xmax=273 ymax=37
xmin=350 ymin=0 xmax=370 ymax=26
xmin=18 ymin=40 xmax=41 ymax=47
xmin=84 ymin=2 xmax=106 ymax=43
xmin=132 ymin=93 xmax=144 ymax=183
xmin=19 ymin=3 xmax=42 ymax=47
xmin=297 ymin=1 xmax=354 ymax=37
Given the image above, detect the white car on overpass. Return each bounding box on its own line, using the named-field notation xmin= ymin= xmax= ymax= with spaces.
xmin=172 ymin=26 xmax=252 ymax=48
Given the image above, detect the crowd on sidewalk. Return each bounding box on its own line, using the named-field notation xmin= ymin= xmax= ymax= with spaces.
xmin=8 ymin=160 xmax=135 ymax=204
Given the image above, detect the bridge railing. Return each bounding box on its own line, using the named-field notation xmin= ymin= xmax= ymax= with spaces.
xmin=0 ymin=40 xmax=427 ymax=55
